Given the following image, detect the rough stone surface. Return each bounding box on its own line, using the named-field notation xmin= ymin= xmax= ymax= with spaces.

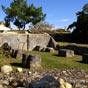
xmin=0 ymin=33 xmax=57 ymax=51
xmin=33 ymin=45 xmax=55 ymax=53
xmin=22 ymin=54 xmax=41 ymax=69
xmin=16 ymin=68 xmax=23 ymax=72
xmin=1 ymin=65 xmax=13 ymax=74
xmin=0 ymin=69 xmax=88 ymax=88
xmin=29 ymin=76 xmax=60 ymax=88
xmin=58 ymin=49 xmax=74 ymax=57
xmin=0 ymin=34 xmax=27 ymax=50
xmin=11 ymin=49 xmax=23 ymax=59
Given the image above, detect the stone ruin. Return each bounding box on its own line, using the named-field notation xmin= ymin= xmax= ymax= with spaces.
xmin=58 ymin=49 xmax=74 ymax=57
xmin=0 ymin=33 xmax=57 ymax=69
xmin=0 ymin=33 xmax=57 ymax=51
xmin=58 ymin=44 xmax=88 ymax=63
xmin=22 ymin=53 xmax=41 ymax=69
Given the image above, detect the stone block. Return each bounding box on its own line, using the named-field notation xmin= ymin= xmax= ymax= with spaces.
xmin=45 ymin=47 xmax=55 ymax=53
xmin=11 ymin=49 xmax=23 ymax=59
xmin=82 ymin=54 xmax=88 ymax=63
xmin=28 ymin=76 xmax=60 ymax=88
xmin=1 ymin=65 xmax=13 ymax=74
xmin=33 ymin=46 xmax=55 ymax=53
xmin=33 ymin=45 xmax=44 ymax=51
xmin=58 ymin=49 xmax=74 ymax=57
xmin=22 ymin=53 xmax=41 ymax=69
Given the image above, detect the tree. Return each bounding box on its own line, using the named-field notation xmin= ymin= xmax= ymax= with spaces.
xmin=29 ymin=21 xmax=53 ymax=30
xmin=67 ymin=22 xmax=77 ymax=31
xmin=68 ymin=3 xmax=88 ymax=43
xmin=2 ymin=0 xmax=46 ymax=30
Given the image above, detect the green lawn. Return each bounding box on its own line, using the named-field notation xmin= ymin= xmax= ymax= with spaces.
xmin=0 ymin=50 xmax=88 ymax=71
xmin=58 ymin=42 xmax=88 ymax=46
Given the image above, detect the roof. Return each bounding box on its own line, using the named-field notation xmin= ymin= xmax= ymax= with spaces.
xmin=0 ymin=25 xmax=10 ymax=30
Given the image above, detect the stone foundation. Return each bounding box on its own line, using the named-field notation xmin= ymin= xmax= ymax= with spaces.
xmin=0 ymin=33 xmax=57 ymax=51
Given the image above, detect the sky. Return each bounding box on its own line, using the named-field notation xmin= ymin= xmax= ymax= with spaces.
xmin=0 ymin=0 xmax=88 ymax=29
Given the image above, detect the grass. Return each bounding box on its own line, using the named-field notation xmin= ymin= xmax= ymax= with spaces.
xmin=0 ymin=49 xmax=88 ymax=71
xmin=27 ymin=51 xmax=88 ymax=71
xmin=58 ymin=42 xmax=88 ymax=46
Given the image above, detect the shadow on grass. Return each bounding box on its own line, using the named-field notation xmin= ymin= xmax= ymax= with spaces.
xmin=53 ymin=54 xmax=66 ymax=57
xmin=76 ymin=61 xmax=88 ymax=64
xmin=10 ymin=62 xmax=23 ymax=67
xmin=53 ymin=54 xmax=59 ymax=57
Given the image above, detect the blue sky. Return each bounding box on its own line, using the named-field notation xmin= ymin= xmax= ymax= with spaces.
xmin=0 ymin=0 xmax=88 ymax=29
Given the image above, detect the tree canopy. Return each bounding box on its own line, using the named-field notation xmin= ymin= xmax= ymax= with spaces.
xmin=2 ymin=0 xmax=46 ymax=30
xmin=68 ymin=3 xmax=88 ymax=43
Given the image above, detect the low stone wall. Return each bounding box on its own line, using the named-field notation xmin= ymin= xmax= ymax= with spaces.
xmin=0 ymin=33 xmax=56 ymax=51
xmin=0 ymin=33 xmax=27 ymax=50
xmin=28 ymin=34 xmax=51 ymax=50
xmin=61 ymin=44 xmax=88 ymax=55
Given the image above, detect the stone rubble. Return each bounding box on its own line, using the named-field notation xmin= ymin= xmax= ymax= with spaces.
xmin=0 ymin=68 xmax=88 ymax=88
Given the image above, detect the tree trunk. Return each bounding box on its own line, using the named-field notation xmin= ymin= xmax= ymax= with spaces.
xmin=23 ymin=24 xmax=25 ymax=30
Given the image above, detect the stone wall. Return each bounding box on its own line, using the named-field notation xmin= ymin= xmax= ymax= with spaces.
xmin=0 ymin=34 xmax=27 ymax=50
xmin=28 ymin=34 xmax=51 ymax=50
xmin=0 ymin=33 xmax=56 ymax=51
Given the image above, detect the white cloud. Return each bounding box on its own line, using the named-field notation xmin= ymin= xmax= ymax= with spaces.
xmin=59 ymin=19 xmax=70 ymax=22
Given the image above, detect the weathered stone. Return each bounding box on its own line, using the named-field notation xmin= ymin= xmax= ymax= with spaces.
xmin=0 ymin=33 xmax=57 ymax=51
xmin=9 ymin=79 xmax=24 ymax=87
xmin=82 ymin=54 xmax=88 ymax=63
xmin=34 ymin=46 xmax=55 ymax=52
xmin=45 ymin=47 xmax=55 ymax=52
xmin=11 ymin=49 xmax=23 ymax=59
xmin=0 ymin=84 xmax=3 ymax=88
xmin=33 ymin=45 xmax=44 ymax=51
xmin=16 ymin=68 xmax=23 ymax=72
xmin=59 ymin=78 xmax=72 ymax=88
xmin=75 ymin=81 xmax=88 ymax=88
xmin=58 ymin=49 xmax=74 ymax=57
xmin=28 ymin=76 xmax=60 ymax=88
xmin=22 ymin=54 xmax=41 ymax=69
xmin=47 ymin=37 xmax=57 ymax=49
xmin=1 ymin=43 xmax=11 ymax=51
xmin=28 ymin=34 xmax=57 ymax=51
xmin=65 ymin=82 xmax=72 ymax=88
xmin=59 ymin=78 xmax=65 ymax=88
xmin=1 ymin=65 xmax=13 ymax=74
xmin=0 ymin=69 xmax=88 ymax=87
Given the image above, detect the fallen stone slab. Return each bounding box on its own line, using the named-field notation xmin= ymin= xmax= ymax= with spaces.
xmin=58 ymin=49 xmax=74 ymax=57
